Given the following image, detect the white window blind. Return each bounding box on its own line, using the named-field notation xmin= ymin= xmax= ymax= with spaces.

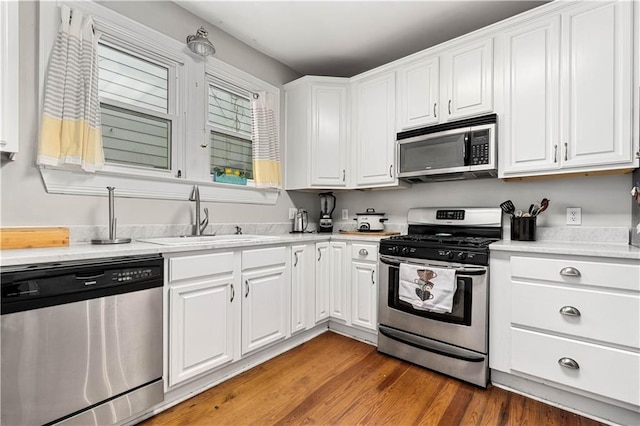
xmin=98 ymin=43 xmax=173 ymax=170
xmin=207 ymin=83 xmax=253 ymax=178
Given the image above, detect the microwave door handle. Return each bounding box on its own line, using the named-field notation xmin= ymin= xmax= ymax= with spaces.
xmin=463 ymin=131 xmax=470 ymax=165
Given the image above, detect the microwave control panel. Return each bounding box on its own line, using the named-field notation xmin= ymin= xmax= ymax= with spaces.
xmin=469 ymin=130 xmax=490 ymax=165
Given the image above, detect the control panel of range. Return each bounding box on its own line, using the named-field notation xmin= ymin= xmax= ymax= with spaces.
xmin=379 ymin=243 xmax=489 ymax=266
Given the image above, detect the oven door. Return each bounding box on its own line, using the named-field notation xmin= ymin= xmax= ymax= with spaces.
xmin=378 ymin=254 xmax=488 ymax=354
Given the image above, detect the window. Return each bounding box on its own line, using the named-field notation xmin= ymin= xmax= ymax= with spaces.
xmin=98 ymin=42 xmax=177 ymax=172
xmin=207 ymin=81 xmax=253 ymax=180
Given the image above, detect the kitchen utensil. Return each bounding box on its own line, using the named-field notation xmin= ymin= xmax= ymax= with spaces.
xmin=354 ymin=208 xmax=388 ymax=232
xmin=292 ymin=208 xmax=308 ymax=233
xmin=499 ymin=200 xmax=516 ymax=216
xmin=514 ymin=210 xmax=523 ymax=218
xmin=536 ymin=198 xmax=550 ymax=215
xmin=530 ymin=203 xmax=541 ymax=216
xmin=318 ymin=192 xmax=336 ymax=233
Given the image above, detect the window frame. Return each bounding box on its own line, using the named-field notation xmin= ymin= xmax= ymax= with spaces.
xmin=0 ymin=0 xmax=19 ymax=156
xmin=37 ymin=1 xmax=280 ymax=205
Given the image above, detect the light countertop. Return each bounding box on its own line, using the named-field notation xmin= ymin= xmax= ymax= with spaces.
xmin=0 ymin=232 xmax=390 ymax=267
xmin=490 ymin=240 xmax=640 ymax=260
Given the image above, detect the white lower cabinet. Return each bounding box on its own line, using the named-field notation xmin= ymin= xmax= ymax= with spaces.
xmin=241 ymin=247 xmax=288 ymax=356
xmin=490 ymin=250 xmax=640 ymax=411
xmin=350 ymin=243 xmax=378 ymax=331
xmin=315 ymin=241 xmax=348 ymax=323
xmin=290 ymin=244 xmax=315 ymax=334
xmin=167 ymin=251 xmax=239 ymax=387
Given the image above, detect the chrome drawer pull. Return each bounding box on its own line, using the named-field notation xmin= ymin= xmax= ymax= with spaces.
xmin=245 ymin=280 xmax=250 ymax=298
xmin=294 ymin=252 xmax=299 ymax=267
xmin=230 ymin=284 xmax=235 ymax=303
xmin=371 ymin=270 xmax=375 ymax=285
xmin=558 ymin=357 xmax=579 ymax=370
xmin=359 ymin=248 xmax=368 ymax=256
xmin=560 ymin=267 xmax=581 ymax=277
xmin=559 ymin=306 xmax=581 ymax=317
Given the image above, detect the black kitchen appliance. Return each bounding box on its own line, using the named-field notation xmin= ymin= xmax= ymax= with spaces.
xmin=378 ymin=207 xmax=502 ymax=387
xmin=318 ymin=192 xmax=336 ymax=233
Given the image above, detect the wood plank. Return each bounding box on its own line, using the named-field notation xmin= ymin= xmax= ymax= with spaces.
xmin=338 ymin=230 xmax=400 ymax=236
xmin=141 ymin=332 xmax=605 ymax=426
xmin=0 ymin=227 xmax=69 ymax=249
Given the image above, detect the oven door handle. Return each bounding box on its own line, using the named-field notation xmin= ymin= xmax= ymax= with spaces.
xmin=379 ymin=256 xmax=487 ymax=276
xmin=379 ymin=325 xmax=485 ymax=363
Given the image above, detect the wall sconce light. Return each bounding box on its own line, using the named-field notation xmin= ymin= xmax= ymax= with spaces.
xmin=186 ymin=26 xmax=216 ymax=57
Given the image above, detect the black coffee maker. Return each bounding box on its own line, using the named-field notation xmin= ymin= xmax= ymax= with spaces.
xmin=318 ymin=192 xmax=336 ymax=233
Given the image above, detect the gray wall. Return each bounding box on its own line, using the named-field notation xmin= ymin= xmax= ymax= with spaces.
xmin=0 ymin=0 xmax=315 ymax=227
xmin=1 ymin=1 xmax=634 ymax=234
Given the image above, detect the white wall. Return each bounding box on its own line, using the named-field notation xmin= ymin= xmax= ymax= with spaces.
xmin=332 ymin=173 xmax=634 ymax=229
xmin=0 ymin=1 xmax=316 ymax=227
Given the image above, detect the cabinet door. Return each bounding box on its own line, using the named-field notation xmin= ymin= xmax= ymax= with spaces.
xmin=311 ymin=85 xmax=348 ymax=187
xmin=443 ymin=38 xmax=493 ymax=121
xmin=169 ymin=277 xmax=235 ymax=386
xmin=354 ymin=72 xmax=396 ymax=186
xmin=329 ymin=242 xmax=349 ymax=323
xmin=241 ymin=264 xmax=287 ymax=355
xmin=397 ymin=56 xmax=440 ymax=130
xmin=315 ymin=242 xmax=330 ymax=322
xmin=290 ymin=244 xmax=314 ymax=334
xmin=499 ymin=16 xmax=561 ymax=176
xmin=351 ymin=260 xmax=377 ymax=331
xmin=560 ymin=1 xmax=633 ymax=169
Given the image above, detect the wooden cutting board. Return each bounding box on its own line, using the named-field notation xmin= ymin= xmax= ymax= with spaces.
xmin=338 ymin=230 xmax=400 ymax=236
xmin=1 ymin=227 xmax=70 ymax=249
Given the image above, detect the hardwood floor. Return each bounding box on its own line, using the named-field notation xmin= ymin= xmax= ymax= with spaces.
xmin=142 ymin=332 xmax=603 ymax=425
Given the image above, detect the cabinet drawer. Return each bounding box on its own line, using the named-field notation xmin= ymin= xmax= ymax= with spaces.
xmin=242 ymin=246 xmax=286 ymax=270
xmin=512 ymin=282 xmax=640 ymax=348
xmin=169 ymin=252 xmax=234 ymax=282
xmin=351 ymin=243 xmax=378 ymax=261
xmin=511 ymin=328 xmax=640 ymax=406
xmin=511 ymin=256 xmax=640 ymax=291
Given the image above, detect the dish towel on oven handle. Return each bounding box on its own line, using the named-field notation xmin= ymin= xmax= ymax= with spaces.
xmin=398 ymin=263 xmax=457 ymax=314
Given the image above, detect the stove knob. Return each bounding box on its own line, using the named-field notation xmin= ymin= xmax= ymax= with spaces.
xmin=457 ymin=251 xmax=467 ymax=260
xmin=388 ymin=246 xmax=399 ymax=255
xmin=444 ymin=250 xmax=453 ymax=260
xmin=401 ymin=247 xmax=410 ymax=255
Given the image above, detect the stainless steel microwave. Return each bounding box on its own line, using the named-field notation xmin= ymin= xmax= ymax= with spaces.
xmin=396 ymin=114 xmax=497 ymax=182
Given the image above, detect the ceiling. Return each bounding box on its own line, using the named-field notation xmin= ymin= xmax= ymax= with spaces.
xmin=177 ymin=1 xmax=548 ymax=77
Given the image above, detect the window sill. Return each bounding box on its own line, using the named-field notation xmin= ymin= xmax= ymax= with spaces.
xmin=39 ymin=166 xmax=279 ymax=205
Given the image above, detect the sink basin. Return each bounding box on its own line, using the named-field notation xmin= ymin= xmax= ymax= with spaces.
xmin=138 ymin=234 xmax=280 ymax=246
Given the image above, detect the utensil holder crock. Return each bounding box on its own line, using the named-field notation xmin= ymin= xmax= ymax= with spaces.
xmin=511 ymin=216 xmax=536 ymax=241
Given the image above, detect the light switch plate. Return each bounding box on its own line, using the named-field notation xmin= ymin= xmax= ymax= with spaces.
xmin=566 ymin=207 xmax=582 ymax=225
xmin=289 ymin=208 xmax=297 ymax=220
xmin=342 ymin=209 xmax=349 ymax=220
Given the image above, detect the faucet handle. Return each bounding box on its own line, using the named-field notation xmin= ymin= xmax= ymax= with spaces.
xmin=200 ymin=207 xmax=209 ymax=233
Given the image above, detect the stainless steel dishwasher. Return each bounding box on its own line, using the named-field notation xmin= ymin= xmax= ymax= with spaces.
xmin=1 ymin=255 xmax=164 ymax=426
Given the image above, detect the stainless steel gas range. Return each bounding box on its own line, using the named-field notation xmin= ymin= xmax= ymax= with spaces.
xmin=377 ymin=207 xmax=502 ymax=387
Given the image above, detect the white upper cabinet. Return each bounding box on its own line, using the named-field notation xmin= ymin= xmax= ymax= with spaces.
xmin=396 ymin=56 xmax=440 ymax=129
xmin=284 ymin=77 xmax=349 ymax=190
xmin=500 ymin=1 xmax=636 ymax=177
xmin=396 ymin=37 xmax=493 ymax=131
xmin=442 ymin=37 xmax=494 ymax=121
xmin=352 ymin=72 xmax=398 ymax=187
xmin=0 ymin=0 xmax=18 ymax=155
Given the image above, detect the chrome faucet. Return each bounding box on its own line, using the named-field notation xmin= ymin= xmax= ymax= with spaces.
xmin=189 ymin=185 xmax=209 ymax=236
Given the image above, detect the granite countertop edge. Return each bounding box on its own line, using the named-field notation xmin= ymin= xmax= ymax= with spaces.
xmin=0 ymin=233 xmax=390 ymax=267
xmin=490 ymin=240 xmax=640 ymax=260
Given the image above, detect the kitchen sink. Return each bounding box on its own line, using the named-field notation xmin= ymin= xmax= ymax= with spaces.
xmin=138 ymin=234 xmax=281 ymax=246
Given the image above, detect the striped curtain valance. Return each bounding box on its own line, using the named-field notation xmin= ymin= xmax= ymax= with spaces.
xmin=251 ymin=91 xmax=281 ymax=189
xmin=37 ymin=5 xmax=104 ymax=172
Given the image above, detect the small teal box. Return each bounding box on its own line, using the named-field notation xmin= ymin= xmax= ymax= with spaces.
xmin=213 ymin=174 xmax=247 ymax=185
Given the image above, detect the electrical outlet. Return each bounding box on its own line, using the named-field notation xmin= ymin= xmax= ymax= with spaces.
xmin=342 ymin=209 xmax=349 ymax=220
xmin=288 ymin=208 xmax=297 ymax=220
xmin=566 ymin=207 xmax=582 ymax=225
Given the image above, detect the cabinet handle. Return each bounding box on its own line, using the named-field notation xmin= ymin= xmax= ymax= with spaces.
xmin=433 ymin=103 xmax=437 ymax=118
xmin=230 ymin=284 xmax=235 ymax=302
xmin=564 ymin=142 xmax=568 ymax=161
xmin=553 ymin=144 xmax=558 ymax=163
xmin=636 ymin=151 xmax=640 ymax=159
xmin=371 ymin=270 xmax=375 ymax=285
xmin=359 ymin=248 xmax=368 ymax=256
xmin=558 ymin=357 xmax=579 ymax=370
xmin=343 ymin=169 xmax=346 ymax=182
xmin=560 ymin=267 xmax=581 ymax=277
xmin=294 ymin=252 xmax=299 ymax=267
xmin=318 ymin=248 xmax=322 ymax=262
xmin=559 ymin=306 xmax=581 ymax=317
xmin=245 ymin=280 xmax=249 ymax=298
xmin=389 ymin=164 xmax=393 ymax=178
xmin=448 ymin=100 xmax=452 ymax=115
